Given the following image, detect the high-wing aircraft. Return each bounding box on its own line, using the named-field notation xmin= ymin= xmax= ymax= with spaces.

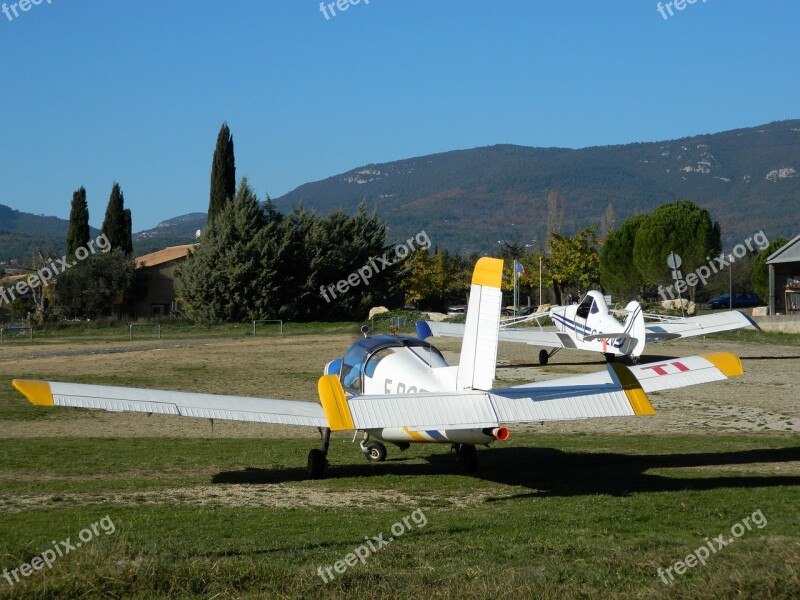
xmin=12 ymin=259 xmax=744 ymax=479
xmin=422 ymin=290 xmax=759 ymax=365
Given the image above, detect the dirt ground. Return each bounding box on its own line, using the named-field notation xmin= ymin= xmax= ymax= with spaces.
xmin=0 ymin=331 xmax=798 ymax=513
xmin=0 ymin=331 xmax=798 ymax=439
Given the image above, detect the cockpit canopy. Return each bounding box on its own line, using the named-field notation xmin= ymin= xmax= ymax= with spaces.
xmin=338 ymin=335 xmax=447 ymax=393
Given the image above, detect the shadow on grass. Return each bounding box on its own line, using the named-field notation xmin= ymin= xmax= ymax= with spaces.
xmin=213 ymin=446 xmax=800 ymax=498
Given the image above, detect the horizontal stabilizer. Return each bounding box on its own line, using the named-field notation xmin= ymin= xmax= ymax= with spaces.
xmin=645 ymin=311 xmax=759 ymax=341
xmin=584 ymin=332 xmax=632 ymax=342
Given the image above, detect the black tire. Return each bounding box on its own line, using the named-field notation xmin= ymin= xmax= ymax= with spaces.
xmin=457 ymin=444 xmax=478 ymax=473
xmin=604 ymin=353 xmax=616 ymax=363
xmin=364 ymin=441 xmax=387 ymax=462
xmin=308 ymin=449 xmax=327 ymax=479
xmin=538 ymin=349 xmax=549 ymax=365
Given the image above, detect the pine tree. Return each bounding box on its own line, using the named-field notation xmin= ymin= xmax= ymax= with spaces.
xmin=101 ymin=183 xmax=128 ymax=251
xmin=208 ymin=122 xmax=236 ymax=223
xmin=177 ymin=178 xmax=272 ymax=321
xmin=66 ymin=187 xmax=90 ymax=256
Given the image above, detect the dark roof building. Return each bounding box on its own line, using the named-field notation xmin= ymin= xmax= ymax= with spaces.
xmin=766 ymin=234 xmax=800 ymax=315
xmin=134 ymin=244 xmax=195 ymax=317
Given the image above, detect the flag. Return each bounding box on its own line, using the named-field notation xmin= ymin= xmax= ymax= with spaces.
xmin=515 ymin=260 xmax=528 ymax=276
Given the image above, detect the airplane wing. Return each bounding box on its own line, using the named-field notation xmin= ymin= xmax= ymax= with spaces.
xmin=12 ymin=352 xmax=743 ymax=432
xmin=424 ymin=321 xmax=573 ymax=349
xmin=318 ymin=352 xmax=743 ymax=431
xmin=11 ymin=380 xmax=327 ymax=427
xmin=644 ymin=311 xmax=759 ymax=342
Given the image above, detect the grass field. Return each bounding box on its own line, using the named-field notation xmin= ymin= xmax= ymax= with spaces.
xmin=1 ymin=325 xmax=798 ymax=599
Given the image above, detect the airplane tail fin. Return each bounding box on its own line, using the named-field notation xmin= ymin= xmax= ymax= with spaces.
xmin=621 ymin=301 xmax=646 ymax=358
xmin=456 ymin=257 xmax=504 ymax=391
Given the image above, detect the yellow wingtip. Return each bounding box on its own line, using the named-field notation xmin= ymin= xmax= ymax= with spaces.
xmin=702 ymin=352 xmax=744 ymax=377
xmin=610 ymin=364 xmax=655 ymax=416
xmin=472 ymin=257 xmax=504 ymax=289
xmin=317 ymin=375 xmax=355 ymax=431
xmin=12 ymin=380 xmax=54 ymax=407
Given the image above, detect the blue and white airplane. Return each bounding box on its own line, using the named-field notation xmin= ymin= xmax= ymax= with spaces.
xmin=12 ymin=259 xmax=744 ymax=479
xmin=424 ymin=290 xmax=759 ymax=365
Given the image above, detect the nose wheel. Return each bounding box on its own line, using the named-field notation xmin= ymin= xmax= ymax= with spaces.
xmin=361 ymin=440 xmax=387 ymax=462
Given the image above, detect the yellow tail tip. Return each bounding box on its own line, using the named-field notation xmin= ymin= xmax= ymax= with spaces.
xmin=472 ymin=257 xmax=504 ymax=289
xmin=12 ymin=380 xmax=54 ymax=406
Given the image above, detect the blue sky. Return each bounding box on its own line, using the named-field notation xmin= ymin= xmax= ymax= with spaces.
xmin=0 ymin=0 xmax=797 ymax=230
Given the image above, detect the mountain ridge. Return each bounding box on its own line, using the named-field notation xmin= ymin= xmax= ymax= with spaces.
xmin=273 ymin=119 xmax=800 ymax=253
xmin=1 ymin=119 xmax=798 ymax=261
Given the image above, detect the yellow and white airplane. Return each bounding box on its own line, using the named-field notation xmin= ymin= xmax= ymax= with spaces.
xmin=12 ymin=258 xmax=744 ymax=479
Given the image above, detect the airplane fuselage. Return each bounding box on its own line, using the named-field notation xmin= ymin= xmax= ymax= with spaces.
xmin=328 ymin=335 xmax=503 ymax=445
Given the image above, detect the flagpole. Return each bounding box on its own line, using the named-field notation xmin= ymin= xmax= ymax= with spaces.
xmin=515 ymin=261 xmax=520 ymax=315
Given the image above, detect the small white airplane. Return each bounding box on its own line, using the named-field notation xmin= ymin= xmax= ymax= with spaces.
xmin=422 ymin=290 xmax=759 ymax=365
xmin=13 ymin=259 xmax=744 ymax=479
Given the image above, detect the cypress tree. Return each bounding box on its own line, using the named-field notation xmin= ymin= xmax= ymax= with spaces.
xmin=66 ymin=187 xmax=90 ymax=256
xmin=208 ymin=122 xmax=236 ymax=223
xmin=122 ymin=208 xmax=133 ymax=256
xmin=101 ymin=183 xmax=127 ymax=251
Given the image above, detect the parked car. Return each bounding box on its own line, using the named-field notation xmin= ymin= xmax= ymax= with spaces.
xmin=706 ymin=292 xmax=762 ymax=309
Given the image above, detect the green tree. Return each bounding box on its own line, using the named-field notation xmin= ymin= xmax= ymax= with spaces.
xmin=303 ymin=202 xmax=397 ymax=320
xmin=547 ymin=226 xmax=601 ymax=302
xmin=101 ymin=183 xmax=129 ymax=253
xmin=400 ymin=249 xmax=466 ymax=311
xmin=122 ymin=208 xmax=133 ymax=256
xmin=208 ymin=122 xmax=236 ymax=223
xmin=633 ymin=200 xmax=721 ymax=290
xmin=176 ymin=179 xmax=274 ymax=321
xmin=54 ymin=249 xmax=137 ymax=319
xmin=752 ymin=238 xmax=787 ymax=301
xmin=600 ymin=213 xmax=648 ymax=298
xmin=66 ymin=187 xmax=90 ymax=256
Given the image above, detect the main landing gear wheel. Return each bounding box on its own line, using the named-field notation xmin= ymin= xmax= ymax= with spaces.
xmin=308 ymin=449 xmax=326 ymax=479
xmin=538 ymin=349 xmax=549 ymax=365
xmin=308 ymin=427 xmax=331 ymax=480
xmin=455 ymin=444 xmax=478 ymax=473
xmin=363 ymin=441 xmax=387 ymax=462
